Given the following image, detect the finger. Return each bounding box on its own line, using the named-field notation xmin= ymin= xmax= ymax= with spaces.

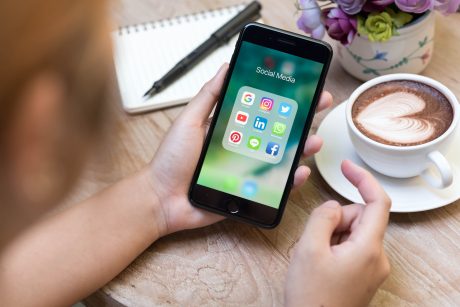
xmin=191 ymin=209 xmax=226 ymax=227
xmin=299 ymin=201 xmax=342 ymax=253
xmin=330 ymin=204 xmax=363 ymax=246
xmin=341 ymin=160 xmax=391 ymax=241
xmin=334 ymin=204 xmax=363 ymax=233
xmin=181 ymin=63 xmax=229 ymax=124
xmin=178 ymin=207 xmax=226 ymax=234
xmin=316 ymin=91 xmax=333 ymax=113
xmin=302 ymin=135 xmax=323 ymax=158
xmin=204 ymin=116 xmax=213 ymax=135
xmin=292 ymin=165 xmax=311 ymax=189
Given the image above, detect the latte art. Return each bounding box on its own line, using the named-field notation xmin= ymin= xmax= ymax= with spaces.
xmin=352 ymin=81 xmax=454 ymax=146
xmin=356 ymin=92 xmax=435 ymax=144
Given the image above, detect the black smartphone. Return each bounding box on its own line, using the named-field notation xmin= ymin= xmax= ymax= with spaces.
xmin=189 ymin=23 xmax=332 ymax=228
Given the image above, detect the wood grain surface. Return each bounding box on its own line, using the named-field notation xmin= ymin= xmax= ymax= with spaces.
xmin=79 ymin=0 xmax=460 ymax=306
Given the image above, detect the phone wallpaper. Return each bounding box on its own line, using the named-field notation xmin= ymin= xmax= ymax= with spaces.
xmin=197 ymin=41 xmax=324 ymax=208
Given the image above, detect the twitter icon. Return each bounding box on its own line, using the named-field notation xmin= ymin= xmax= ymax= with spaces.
xmin=278 ymin=102 xmax=292 ymax=116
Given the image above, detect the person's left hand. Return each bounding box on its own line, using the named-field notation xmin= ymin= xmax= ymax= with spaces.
xmin=147 ymin=63 xmax=333 ymax=236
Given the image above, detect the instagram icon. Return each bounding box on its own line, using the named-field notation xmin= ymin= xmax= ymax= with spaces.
xmin=259 ymin=97 xmax=274 ymax=111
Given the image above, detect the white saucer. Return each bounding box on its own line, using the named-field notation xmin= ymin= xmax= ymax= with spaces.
xmin=315 ymin=102 xmax=460 ymax=212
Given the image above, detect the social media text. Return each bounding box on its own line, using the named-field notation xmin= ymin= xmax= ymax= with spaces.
xmin=255 ymin=67 xmax=296 ymax=84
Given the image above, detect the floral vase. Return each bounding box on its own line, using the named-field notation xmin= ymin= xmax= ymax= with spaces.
xmin=337 ymin=11 xmax=435 ymax=81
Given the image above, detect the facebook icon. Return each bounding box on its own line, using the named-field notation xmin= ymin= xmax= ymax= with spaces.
xmin=265 ymin=142 xmax=280 ymax=156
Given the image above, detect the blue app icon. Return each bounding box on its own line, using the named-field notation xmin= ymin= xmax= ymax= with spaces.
xmin=265 ymin=142 xmax=280 ymax=156
xmin=242 ymin=180 xmax=257 ymax=197
xmin=278 ymin=102 xmax=292 ymax=116
xmin=253 ymin=116 xmax=268 ymax=131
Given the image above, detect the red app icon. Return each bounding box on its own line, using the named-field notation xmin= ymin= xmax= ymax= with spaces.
xmin=229 ymin=130 xmax=243 ymax=144
xmin=235 ymin=111 xmax=249 ymax=125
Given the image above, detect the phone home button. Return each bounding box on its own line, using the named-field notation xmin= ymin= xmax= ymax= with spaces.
xmin=227 ymin=200 xmax=239 ymax=214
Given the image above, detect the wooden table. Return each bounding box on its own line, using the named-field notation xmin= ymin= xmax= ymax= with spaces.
xmin=81 ymin=1 xmax=460 ymax=305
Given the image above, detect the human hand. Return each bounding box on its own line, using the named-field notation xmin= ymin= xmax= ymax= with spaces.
xmin=285 ymin=160 xmax=392 ymax=307
xmin=148 ymin=63 xmax=333 ymax=236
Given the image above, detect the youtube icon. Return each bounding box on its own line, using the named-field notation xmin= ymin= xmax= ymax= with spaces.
xmin=235 ymin=111 xmax=249 ymax=125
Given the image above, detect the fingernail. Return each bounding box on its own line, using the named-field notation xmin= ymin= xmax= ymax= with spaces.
xmin=217 ymin=63 xmax=227 ymax=75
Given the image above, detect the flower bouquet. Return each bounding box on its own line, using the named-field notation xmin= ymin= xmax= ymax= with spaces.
xmin=296 ymin=0 xmax=460 ymax=79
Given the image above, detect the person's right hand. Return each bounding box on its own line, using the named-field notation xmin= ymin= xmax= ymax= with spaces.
xmin=285 ymin=160 xmax=391 ymax=307
xmin=147 ymin=64 xmax=332 ymax=237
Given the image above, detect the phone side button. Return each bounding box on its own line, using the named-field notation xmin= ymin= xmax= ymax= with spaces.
xmin=227 ymin=200 xmax=239 ymax=214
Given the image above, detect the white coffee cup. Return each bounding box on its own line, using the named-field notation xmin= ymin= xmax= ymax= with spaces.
xmin=346 ymin=74 xmax=459 ymax=189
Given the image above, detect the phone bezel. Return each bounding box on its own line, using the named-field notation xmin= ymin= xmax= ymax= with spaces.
xmin=189 ymin=23 xmax=332 ymax=228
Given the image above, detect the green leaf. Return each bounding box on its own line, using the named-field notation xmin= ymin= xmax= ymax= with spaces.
xmin=386 ymin=8 xmax=413 ymax=28
xmin=357 ymin=15 xmax=368 ymax=36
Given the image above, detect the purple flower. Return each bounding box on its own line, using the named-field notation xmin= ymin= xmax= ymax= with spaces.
xmin=296 ymin=0 xmax=325 ymax=39
xmin=324 ymin=8 xmax=358 ymax=45
xmin=434 ymin=0 xmax=460 ymax=14
xmin=363 ymin=0 xmax=395 ymax=12
xmin=395 ymin=0 xmax=435 ymax=13
xmin=336 ymin=0 xmax=367 ymax=14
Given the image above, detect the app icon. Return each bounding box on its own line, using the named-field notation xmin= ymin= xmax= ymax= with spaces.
xmin=264 ymin=56 xmax=275 ymax=69
xmin=266 ymin=142 xmax=280 ymax=156
xmin=229 ymin=130 xmax=243 ymax=144
xmin=253 ymin=116 xmax=268 ymax=131
xmin=223 ymin=176 xmax=239 ymax=192
xmin=259 ymin=97 xmax=274 ymax=111
xmin=235 ymin=111 xmax=249 ymax=125
xmin=272 ymin=122 xmax=287 ymax=136
xmin=241 ymin=92 xmax=255 ymax=105
xmin=242 ymin=180 xmax=258 ymax=197
xmin=247 ymin=136 xmax=261 ymax=150
xmin=281 ymin=61 xmax=295 ymax=75
xmin=278 ymin=102 xmax=292 ymax=116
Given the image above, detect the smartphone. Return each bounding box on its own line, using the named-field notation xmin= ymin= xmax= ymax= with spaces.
xmin=189 ymin=23 xmax=332 ymax=228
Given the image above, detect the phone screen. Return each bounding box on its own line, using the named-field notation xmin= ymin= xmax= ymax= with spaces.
xmin=195 ymin=40 xmax=325 ymax=209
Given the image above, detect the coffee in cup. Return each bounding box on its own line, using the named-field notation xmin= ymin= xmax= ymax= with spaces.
xmin=351 ymin=80 xmax=454 ymax=147
xmin=346 ymin=74 xmax=459 ymax=189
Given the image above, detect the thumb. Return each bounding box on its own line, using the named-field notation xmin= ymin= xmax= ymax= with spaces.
xmin=181 ymin=63 xmax=229 ymax=124
xmin=298 ymin=201 xmax=342 ymax=253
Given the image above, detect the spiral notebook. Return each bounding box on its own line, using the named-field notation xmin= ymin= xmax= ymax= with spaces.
xmin=112 ymin=4 xmax=248 ymax=114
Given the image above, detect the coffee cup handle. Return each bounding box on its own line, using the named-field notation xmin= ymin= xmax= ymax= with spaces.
xmin=421 ymin=151 xmax=453 ymax=189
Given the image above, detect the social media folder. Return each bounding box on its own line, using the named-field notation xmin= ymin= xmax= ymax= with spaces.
xmin=222 ymin=86 xmax=298 ymax=164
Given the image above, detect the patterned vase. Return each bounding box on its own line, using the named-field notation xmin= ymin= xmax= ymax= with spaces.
xmin=337 ymin=11 xmax=435 ymax=81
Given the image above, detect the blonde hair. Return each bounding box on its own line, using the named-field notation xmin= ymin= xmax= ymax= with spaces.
xmin=0 ymin=0 xmax=113 ymax=226
xmin=0 ymin=0 xmax=111 ymax=142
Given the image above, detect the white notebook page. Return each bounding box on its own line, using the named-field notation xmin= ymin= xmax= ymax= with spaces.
xmin=113 ymin=4 xmax=246 ymax=113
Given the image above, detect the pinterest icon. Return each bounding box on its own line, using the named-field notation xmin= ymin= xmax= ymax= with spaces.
xmin=228 ymin=130 xmax=243 ymax=145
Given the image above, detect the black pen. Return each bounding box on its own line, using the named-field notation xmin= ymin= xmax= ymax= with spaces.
xmin=143 ymin=1 xmax=262 ymax=98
